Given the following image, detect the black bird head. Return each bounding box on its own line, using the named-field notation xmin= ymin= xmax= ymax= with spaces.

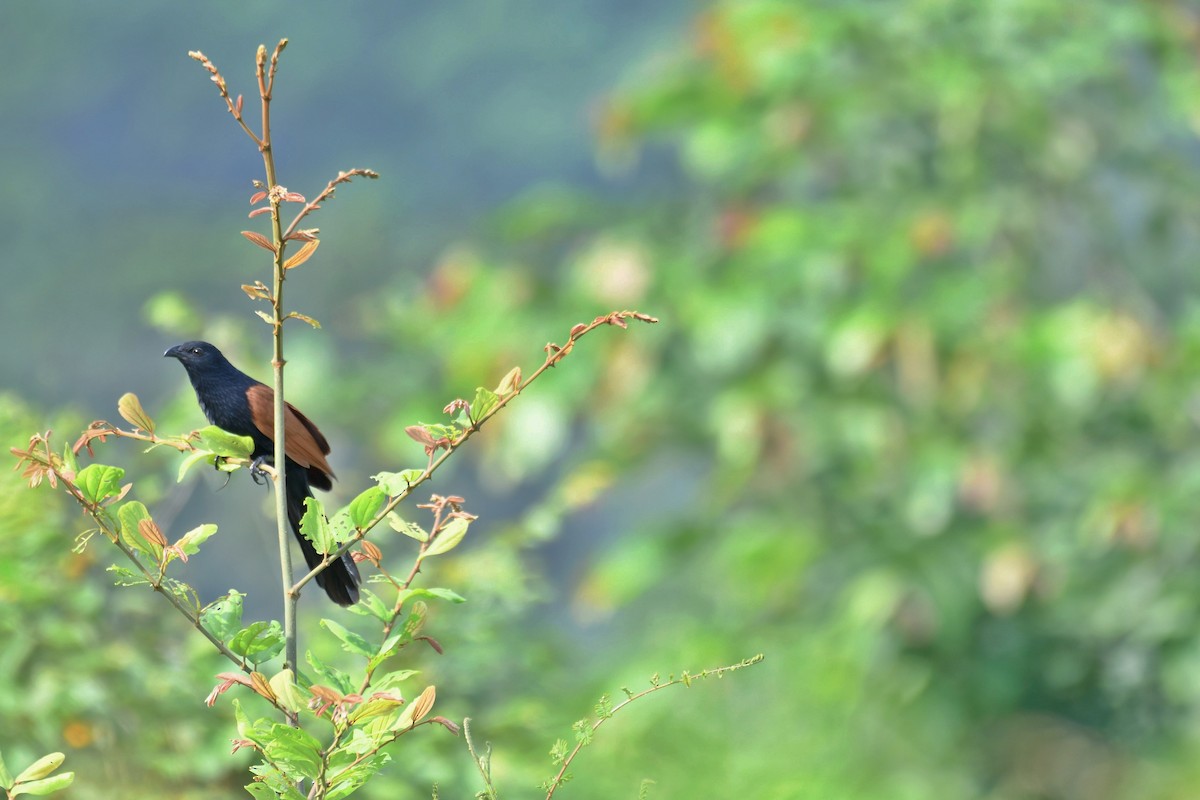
xmin=164 ymin=341 xmax=234 ymax=375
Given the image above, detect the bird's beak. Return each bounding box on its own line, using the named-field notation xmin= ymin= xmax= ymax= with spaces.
xmin=163 ymin=345 xmax=181 ymax=360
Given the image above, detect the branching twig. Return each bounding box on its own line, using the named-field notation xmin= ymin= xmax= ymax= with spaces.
xmin=290 ymin=310 xmax=659 ymax=596
xmin=12 ymin=434 xmax=290 ymax=716
xmin=543 ymin=654 xmax=765 ymax=799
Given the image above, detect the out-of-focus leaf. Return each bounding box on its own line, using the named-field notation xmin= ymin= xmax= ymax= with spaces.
xmin=321 ymin=618 xmax=375 ymax=659
xmin=420 ymin=517 xmax=469 ymax=559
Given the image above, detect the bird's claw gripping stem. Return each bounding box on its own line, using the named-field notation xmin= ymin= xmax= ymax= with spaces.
xmin=250 ymin=456 xmax=272 ymax=485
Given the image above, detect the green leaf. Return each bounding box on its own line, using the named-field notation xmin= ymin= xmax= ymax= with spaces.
xmin=11 ymin=773 xmax=74 ymax=796
xmin=306 ymin=650 xmax=353 ymax=695
xmin=321 ymin=619 xmax=374 ymax=658
xmin=470 ymin=386 xmax=501 ymax=424
xmin=367 ymin=639 xmax=405 ymax=674
xmin=299 ymin=497 xmax=335 ymax=554
xmin=347 ymin=588 xmax=391 ymax=622
xmin=176 ymin=449 xmax=215 ymax=483
xmin=0 ymin=749 xmax=12 ymax=790
xmin=269 ymin=669 xmax=307 ymax=714
xmin=107 ymin=564 xmax=150 ymax=588
xmin=201 ymin=591 xmax=246 ymax=643
xmin=173 ymin=523 xmax=218 ymax=558
xmin=15 ymin=753 xmax=63 ymax=784
xmin=248 ymin=763 xmax=307 ymax=800
xmin=229 ymin=621 xmax=286 ymax=664
xmin=324 ymin=749 xmax=390 ymax=800
xmin=385 ymin=512 xmax=428 ymax=542
xmin=262 ymin=724 xmax=324 ymax=781
xmin=344 ymin=486 xmax=386 ymax=528
xmin=117 ymin=501 xmax=160 ymax=560
xmin=242 ymin=783 xmax=276 ymax=800
xmin=420 ymin=517 xmax=470 ymax=559
xmin=417 ymin=422 xmax=460 ymax=440
xmin=398 ymin=587 xmax=467 ymax=605
xmin=372 ymin=469 xmax=424 ymax=496
xmin=329 ymin=510 xmax=356 ymax=545
xmin=195 ymin=425 xmax=255 ymax=459
xmin=371 ymin=669 xmax=420 ymax=692
xmin=60 ymin=444 xmax=79 ymax=478
xmin=232 ymin=699 xmax=254 ymax=741
xmin=348 ymin=693 xmax=404 ymax=724
xmin=76 ymin=464 xmax=126 ymax=505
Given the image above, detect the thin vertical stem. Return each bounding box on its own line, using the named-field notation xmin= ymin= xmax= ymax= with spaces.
xmin=255 ymin=40 xmax=299 ymax=695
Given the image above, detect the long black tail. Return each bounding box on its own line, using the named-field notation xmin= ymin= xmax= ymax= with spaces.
xmin=285 ymin=469 xmax=362 ymax=606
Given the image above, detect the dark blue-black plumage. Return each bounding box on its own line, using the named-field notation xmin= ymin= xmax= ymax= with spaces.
xmin=165 ymin=341 xmax=361 ymax=605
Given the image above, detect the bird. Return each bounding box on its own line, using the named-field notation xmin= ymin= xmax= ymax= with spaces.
xmin=164 ymin=340 xmax=361 ymax=606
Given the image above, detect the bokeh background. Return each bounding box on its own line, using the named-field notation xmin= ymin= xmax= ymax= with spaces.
xmin=5 ymin=1 xmax=1200 ymax=798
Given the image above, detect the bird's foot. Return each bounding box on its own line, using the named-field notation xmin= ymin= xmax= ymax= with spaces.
xmin=250 ymin=456 xmax=271 ymax=485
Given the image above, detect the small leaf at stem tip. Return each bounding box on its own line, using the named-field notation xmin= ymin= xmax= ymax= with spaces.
xmin=248 ymin=207 xmax=272 ymax=219
xmin=569 ymin=323 xmax=587 ymax=338
xmin=282 ymin=192 xmax=306 ymax=203
xmin=235 ymin=94 xmax=244 ymax=115
xmin=288 ymin=228 xmax=320 ymax=241
xmin=249 ymin=191 xmax=265 ymax=206
xmin=117 ymin=392 xmax=156 ymax=434
xmin=239 ymin=230 xmax=276 ymax=252
xmin=283 ymin=239 xmax=320 ymax=270
xmin=254 ymin=310 xmax=274 ymax=325
xmin=442 ymin=398 xmax=469 ymax=416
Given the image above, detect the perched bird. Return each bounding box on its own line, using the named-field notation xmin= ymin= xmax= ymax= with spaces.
xmin=164 ymin=341 xmax=361 ymax=606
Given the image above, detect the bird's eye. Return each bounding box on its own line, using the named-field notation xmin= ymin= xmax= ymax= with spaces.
xmin=190 ymin=347 xmax=202 ymax=355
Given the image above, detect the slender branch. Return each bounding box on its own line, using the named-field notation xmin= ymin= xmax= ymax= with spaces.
xmin=543 ymin=655 xmax=765 ymax=799
xmin=289 ymin=310 xmax=659 ymax=595
xmin=33 ymin=438 xmax=267 ymax=682
xmin=463 ymin=718 xmax=499 ymax=800
xmin=248 ymin=40 xmax=302 ymax=687
xmin=281 ymin=168 xmax=379 ymax=242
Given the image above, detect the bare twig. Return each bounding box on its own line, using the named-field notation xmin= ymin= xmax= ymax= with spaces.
xmin=543 ymin=654 xmax=765 ymax=799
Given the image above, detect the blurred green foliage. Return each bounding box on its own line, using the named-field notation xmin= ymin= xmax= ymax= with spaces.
xmin=10 ymin=1 xmax=1200 ymax=798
